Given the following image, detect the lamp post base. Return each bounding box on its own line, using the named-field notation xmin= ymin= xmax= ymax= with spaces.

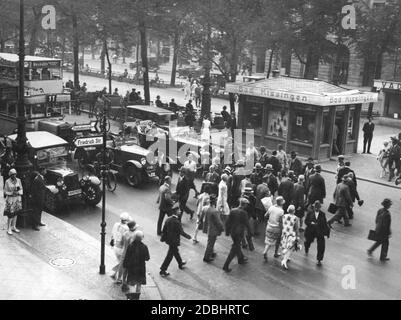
xmin=99 ymin=265 xmax=106 ymax=275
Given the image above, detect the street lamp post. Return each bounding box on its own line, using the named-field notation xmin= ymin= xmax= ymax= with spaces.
xmin=99 ymin=98 xmax=109 ymax=275
xmin=15 ymin=0 xmax=33 ymax=223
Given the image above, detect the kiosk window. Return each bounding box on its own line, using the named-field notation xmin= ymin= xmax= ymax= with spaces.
xmin=347 ymin=109 xmax=356 ymax=140
xmin=244 ymin=102 xmax=263 ymax=134
xmin=290 ymin=107 xmax=316 ymax=144
xmin=267 ymin=107 xmax=288 ymax=138
xmin=321 ymin=112 xmax=330 ymax=144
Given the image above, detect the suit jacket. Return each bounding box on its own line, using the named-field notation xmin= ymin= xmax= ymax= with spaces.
xmin=204 ymin=206 xmax=224 ymax=237
xmin=307 ymin=173 xmax=326 ymax=203
xmin=176 ymin=175 xmax=190 ymax=199
xmin=31 ymin=174 xmax=46 ymax=209
xmin=225 ymin=207 xmax=250 ymax=237
xmin=375 ymin=208 xmax=391 ymax=239
xmin=304 ymin=209 xmax=330 ymax=238
xmin=266 ymin=174 xmax=278 ymax=195
xmin=363 ymin=122 xmax=375 ymax=136
xmin=161 ymin=215 xmax=191 ymax=246
xmin=289 ymin=158 xmax=303 ymax=177
xmin=255 ymin=183 xmax=270 ymax=211
xmin=267 ymin=156 xmax=282 ymax=176
xmin=158 ymin=184 xmax=174 ymax=212
xmin=333 ymin=182 xmax=353 ymax=208
xmin=292 ymin=183 xmax=305 ymax=209
xmin=344 ymin=179 xmax=359 ymax=202
xmin=278 ymin=178 xmax=294 ymax=204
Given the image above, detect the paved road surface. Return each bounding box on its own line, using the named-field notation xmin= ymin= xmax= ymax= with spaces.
xmin=56 ymin=167 xmax=401 ymax=300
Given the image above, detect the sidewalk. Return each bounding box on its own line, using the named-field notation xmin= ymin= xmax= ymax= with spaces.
xmin=0 ymin=203 xmax=162 ymax=300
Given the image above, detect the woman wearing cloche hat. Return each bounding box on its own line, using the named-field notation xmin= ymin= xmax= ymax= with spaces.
xmin=3 ymin=168 xmax=23 ymax=235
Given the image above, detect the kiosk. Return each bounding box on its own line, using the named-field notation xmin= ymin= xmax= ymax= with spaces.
xmin=226 ymin=76 xmax=378 ymax=160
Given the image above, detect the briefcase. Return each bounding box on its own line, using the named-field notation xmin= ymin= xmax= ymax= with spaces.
xmin=328 ymin=203 xmax=337 ymax=214
xmin=368 ymin=230 xmax=379 ymax=241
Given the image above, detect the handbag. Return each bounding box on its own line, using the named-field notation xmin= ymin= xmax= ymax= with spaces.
xmin=368 ymin=230 xmax=379 ymax=241
xmin=328 ymin=203 xmax=337 ymax=214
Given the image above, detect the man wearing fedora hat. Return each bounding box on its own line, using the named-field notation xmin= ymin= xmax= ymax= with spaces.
xmin=362 ymin=116 xmax=375 ymax=154
xmin=367 ymin=198 xmax=392 ymax=262
xmin=223 ymin=198 xmax=251 ymax=272
xmin=304 ymin=201 xmax=330 ymax=266
xmin=306 ymin=165 xmax=326 ymax=208
xmin=289 ymin=151 xmax=303 ymax=178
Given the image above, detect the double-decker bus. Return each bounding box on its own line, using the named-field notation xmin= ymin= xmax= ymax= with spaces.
xmin=0 ymin=53 xmax=71 ymax=135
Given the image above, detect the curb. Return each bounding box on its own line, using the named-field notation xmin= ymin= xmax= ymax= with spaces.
xmin=13 ymin=212 xmax=163 ymax=300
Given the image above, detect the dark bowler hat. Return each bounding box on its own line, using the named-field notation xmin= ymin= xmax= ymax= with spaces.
xmin=381 ymin=198 xmax=392 ymax=208
xmin=314 ymin=164 xmax=322 ymax=172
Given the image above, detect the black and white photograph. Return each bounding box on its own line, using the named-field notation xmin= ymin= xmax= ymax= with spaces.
xmin=0 ymin=0 xmax=401 ymax=307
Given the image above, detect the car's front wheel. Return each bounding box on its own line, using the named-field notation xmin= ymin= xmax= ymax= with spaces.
xmin=126 ymin=165 xmax=142 ymax=188
xmin=82 ymin=183 xmax=102 ymax=206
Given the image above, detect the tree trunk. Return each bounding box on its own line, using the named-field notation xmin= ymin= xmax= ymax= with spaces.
xmin=303 ymin=47 xmax=319 ymax=80
xmin=28 ymin=6 xmax=41 ymax=56
xmin=139 ymin=17 xmax=150 ymax=104
xmin=72 ymin=12 xmax=80 ymax=89
xmin=170 ymin=30 xmax=179 ymax=86
xmin=104 ymin=40 xmax=112 ymax=94
xmin=0 ymin=38 xmax=5 ymax=52
xmin=201 ymin=25 xmax=212 ymax=118
xmin=81 ymin=46 xmax=85 ymax=68
xmin=228 ymin=38 xmax=239 ymax=114
xmin=374 ymin=51 xmax=383 ymax=79
xmin=136 ymin=34 xmax=140 ymax=79
xmin=266 ymin=48 xmax=274 ymax=79
xmin=100 ymin=41 xmax=106 ymax=74
xmin=61 ymin=35 xmax=66 ymax=62
xmin=91 ymin=44 xmax=96 ymax=59
xmin=156 ymin=38 xmax=161 ymax=66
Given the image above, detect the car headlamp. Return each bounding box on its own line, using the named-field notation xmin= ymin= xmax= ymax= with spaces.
xmin=141 ymin=158 xmax=147 ymax=166
xmin=56 ymin=177 xmax=65 ymax=187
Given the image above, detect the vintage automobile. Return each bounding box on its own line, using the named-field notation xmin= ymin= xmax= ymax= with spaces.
xmin=125 ymin=104 xmax=176 ymax=128
xmin=108 ymin=132 xmax=162 ymax=187
xmin=7 ymin=131 xmax=102 ymax=213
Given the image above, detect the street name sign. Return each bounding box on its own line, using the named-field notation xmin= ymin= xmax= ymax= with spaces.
xmin=74 ymin=136 xmax=104 ymax=147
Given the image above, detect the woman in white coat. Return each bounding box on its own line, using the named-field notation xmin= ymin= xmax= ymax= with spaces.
xmin=217 ymin=174 xmax=230 ymax=225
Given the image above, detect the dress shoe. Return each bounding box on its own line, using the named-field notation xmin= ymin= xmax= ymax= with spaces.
xmin=12 ymin=228 xmax=20 ymax=233
xmin=159 ymin=270 xmax=170 ymax=277
xmin=203 ymin=258 xmax=214 ymax=263
xmin=367 ymin=152 xmax=372 ymax=154
xmin=281 ymin=260 xmax=288 ymax=270
xmin=115 ymin=280 xmax=122 ymax=285
xmin=223 ymin=266 xmax=232 ymax=273
xmin=263 ymin=253 xmax=267 ymax=261
xmin=367 ymin=250 xmax=372 ymax=257
xmin=38 ymin=223 xmax=46 ymax=227
xmin=316 ymin=260 xmax=322 ymax=266
xmin=380 ymin=258 xmax=390 ymax=262
xmin=32 ymin=226 xmax=40 ymax=231
xmin=7 ymin=230 xmax=13 ymax=235
xmin=238 ymin=257 xmax=248 ymax=265
xmin=274 ymin=253 xmax=281 ymax=258
xmin=179 ymin=261 xmax=187 ymax=269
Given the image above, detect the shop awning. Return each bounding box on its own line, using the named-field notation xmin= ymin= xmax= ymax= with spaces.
xmin=226 ymin=77 xmax=378 ymax=106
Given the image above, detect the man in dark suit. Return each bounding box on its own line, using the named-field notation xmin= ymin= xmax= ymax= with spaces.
xmin=265 ymin=165 xmax=279 ymax=196
xmin=176 ymin=168 xmax=195 ymax=220
xmin=362 ymin=116 xmax=375 ymax=154
xmin=293 ymin=175 xmax=306 ymax=231
xmin=278 ymin=171 xmax=295 ymax=212
xmin=160 ymin=212 xmax=191 ymax=277
xmin=267 ymin=151 xmax=282 ymax=177
xmin=30 ymin=168 xmax=47 ymax=230
xmin=223 ymin=198 xmax=251 ymax=272
xmin=157 ymin=176 xmax=174 ymax=236
xmin=306 ymin=165 xmax=326 ymax=207
xmin=367 ymin=198 xmax=392 ymax=261
xmin=304 ymin=201 xmax=330 ymax=266
xmin=328 ymin=175 xmax=353 ymax=227
xmin=289 ymin=151 xmax=303 ymax=178
xmin=203 ymin=196 xmax=224 ymax=262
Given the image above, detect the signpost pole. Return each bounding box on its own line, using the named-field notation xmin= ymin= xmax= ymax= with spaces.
xmin=99 ymin=101 xmax=107 ymax=275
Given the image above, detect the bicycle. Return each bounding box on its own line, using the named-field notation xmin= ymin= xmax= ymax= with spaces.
xmin=84 ymin=162 xmax=117 ymax=192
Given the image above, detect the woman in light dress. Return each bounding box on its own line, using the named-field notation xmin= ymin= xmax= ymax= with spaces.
xmin=217 ymin=174 xmax=230 ymax=226
xmin=110 ymin=212 xmax=131 ymax=283
xmin=263 ymin=196 xmax=285 ymax=261
xmin=184 ymin=79 xmax=191 ymax=100
xmin=4 ymin=169 xmax=23 ymax=235
xmin=377 ymin=141 xmax=390 ymax=178
xmin=280 ymin=205 xmax=300 ymax=270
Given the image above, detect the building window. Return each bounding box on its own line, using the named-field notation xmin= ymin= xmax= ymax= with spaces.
xmin=244 ymin=101 xmax=264 ymax=135
xmin=290 ymin=105 xmax=316 ymax=144
xmin=266 ymin=107 xmax=288 ymax=139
